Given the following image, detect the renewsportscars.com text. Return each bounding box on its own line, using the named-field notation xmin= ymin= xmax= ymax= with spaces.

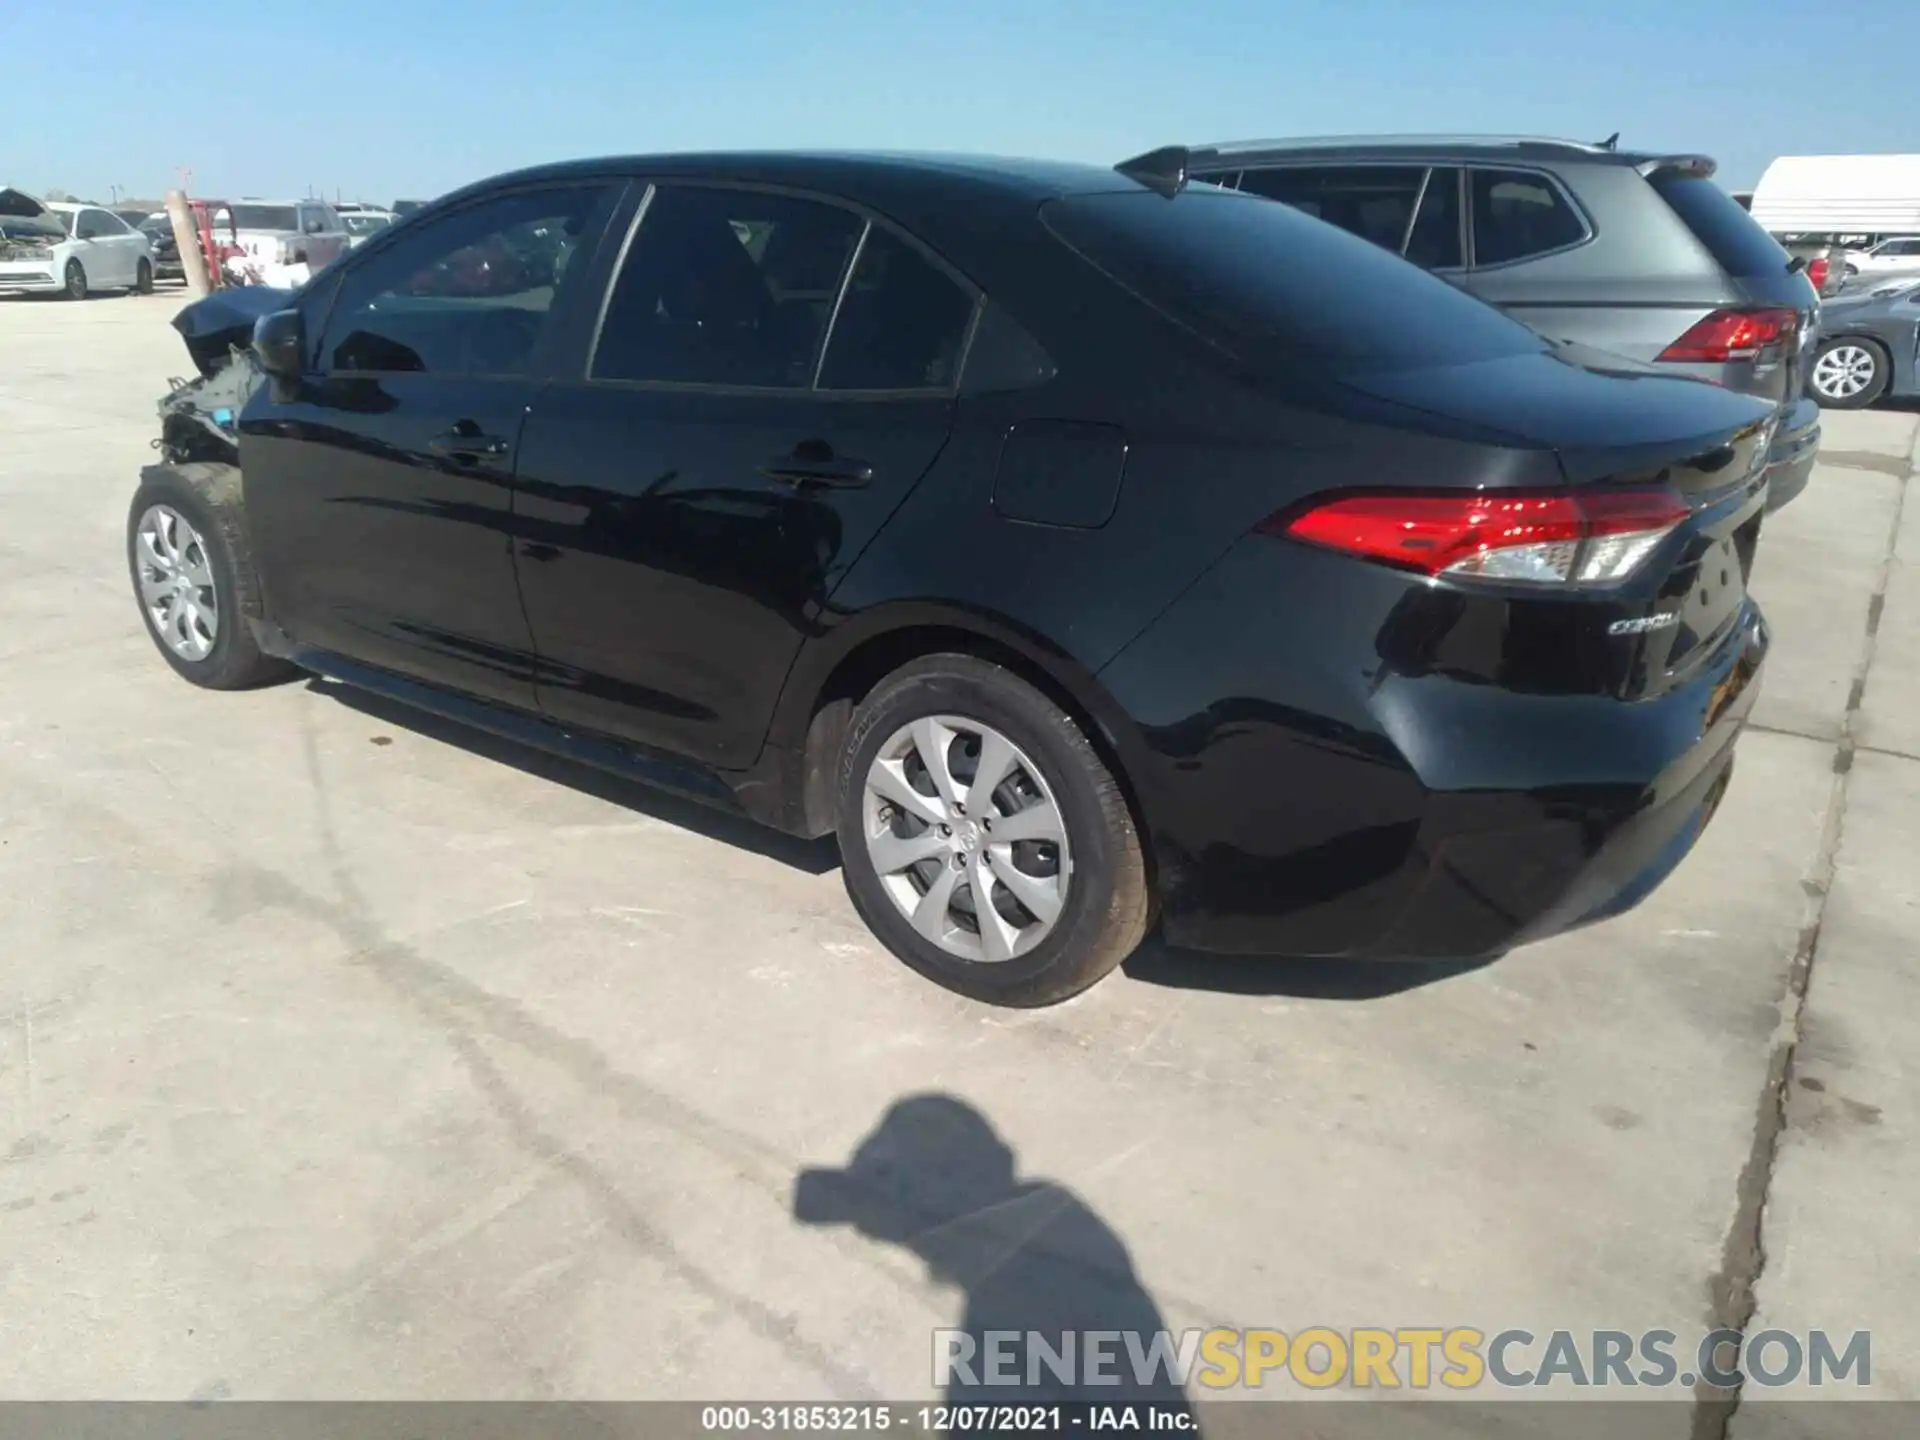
xmin=934 ymin=1327 xmax=1871 ymax=1392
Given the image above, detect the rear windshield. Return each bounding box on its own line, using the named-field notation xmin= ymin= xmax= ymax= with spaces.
xmin=1042 ymin=188 xmax=1543 ymax=374
xmin=1652 ymin=175 xmax=1790 ymax=278
xmin=225 ymin=204 xmax=299 ymax=231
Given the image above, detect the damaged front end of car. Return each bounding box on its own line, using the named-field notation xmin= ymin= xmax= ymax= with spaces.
xmin=154 ymin=287 xmax=296 ymax=465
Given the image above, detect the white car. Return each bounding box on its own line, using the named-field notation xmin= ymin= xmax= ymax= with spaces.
xmin=1842 ymin=236 xmax=1920 ymax=282
xmin=0 ymin=190 xmax=153 ymax=299
xmin=338 ymin=207 xmax=397 ymax=248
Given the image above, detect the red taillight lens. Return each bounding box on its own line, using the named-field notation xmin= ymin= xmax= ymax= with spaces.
xmin=1807 ymin=258 xmax=1830 ymax=292
xmin=1657 ymin=308 xmax=1798 ymax=363
xmin=1270 ymin=489 xmax=1689 ymax=586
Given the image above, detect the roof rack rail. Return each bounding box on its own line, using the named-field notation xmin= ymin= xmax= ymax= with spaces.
xmin=1114 ymin=145 xmax=1222 ymax=197
xmin=1191 ymin=133 xmax=1620 ymax=157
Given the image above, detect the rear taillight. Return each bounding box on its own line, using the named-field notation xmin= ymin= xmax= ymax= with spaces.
xmin=1269 ymin=489 xmax=1689 ymax=587
xmin=1807 ymin=257 xmax=1830 ymax=292
xmin=1657 ymin=308 xmax=1798 ymax=364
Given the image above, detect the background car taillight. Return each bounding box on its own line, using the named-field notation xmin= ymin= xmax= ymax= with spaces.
xmin=1806 ymin=257 xmax=1830 ymax=293
xmin=1267 ymin=489 xmax=1690 ymax=586
xmin=1656 ymin=308 xmax=1798 ymax=364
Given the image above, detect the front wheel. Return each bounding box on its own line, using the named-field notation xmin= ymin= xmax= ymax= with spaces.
xmin=836 ymin=654 xmax=1150 ymax=1007
xmin=63 ymin=259 xmax=88 ymax=300
xmin=127 ymin=464 xmax=297 ymax=690
xmin=1808 ymin=338 xmax=1889 ymax=409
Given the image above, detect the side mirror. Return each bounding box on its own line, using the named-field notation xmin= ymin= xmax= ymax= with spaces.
xmin=253 ymin=309 xmax=305 ymax=385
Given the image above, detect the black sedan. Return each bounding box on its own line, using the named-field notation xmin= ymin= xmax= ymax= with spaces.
xmin=127 ymin=149 xmax=1774 ymax=1006
xmin=1807 ymin=279 xmax=1920 ymax=408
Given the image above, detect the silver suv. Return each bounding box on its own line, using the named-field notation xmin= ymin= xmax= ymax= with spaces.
xmin=1172 ymin=136 xmax=1824 ymax=509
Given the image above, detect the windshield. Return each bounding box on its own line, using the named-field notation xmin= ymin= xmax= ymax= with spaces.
xmin=0 ymin=211 xmax=65 ymax=240
xmin=343 ymin=213 xmax=391 ymax=236
xmin=224 ymin=204 xmax=299 ymax=231
xmin=1043 ymin=187 xmax=1544 ymax=375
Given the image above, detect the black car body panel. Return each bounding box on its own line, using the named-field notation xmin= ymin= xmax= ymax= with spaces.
xmin=220 ymin=151 xmax=1773 ymax=965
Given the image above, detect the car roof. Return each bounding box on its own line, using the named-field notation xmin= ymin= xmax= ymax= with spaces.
xmin=45 ymin=201 xmax=86 ymax=213
xmin=439 ymin=150 xmax=1144 ymax=211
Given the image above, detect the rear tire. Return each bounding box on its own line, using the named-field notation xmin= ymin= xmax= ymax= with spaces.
xmin=836 ymin=653 xmax=1150 ymax=1007
xmin=63 ymin=259 xmax=87 ymax=301
xmin=127 ymin=463 xmax=297 ymax=691
xmin=1808 ymin=337 xmax=1889 ymax=409
xmin=134 ymin=257 xmax=154 ymax=294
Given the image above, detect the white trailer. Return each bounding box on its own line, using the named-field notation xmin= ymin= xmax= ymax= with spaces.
xmin=1750 ymin=154 xmax=1920 ymax=239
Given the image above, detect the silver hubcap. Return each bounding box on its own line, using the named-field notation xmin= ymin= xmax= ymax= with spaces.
xmin=862 ymin=715 xmax=1071 ymax=964
xmin=135 ymin=504 xmax=219 ymax=661
xmin=1813 ymin=345 xmax=1877 ymax=399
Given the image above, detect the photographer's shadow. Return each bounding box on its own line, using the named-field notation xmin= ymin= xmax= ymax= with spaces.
xmin=795 ymin=1095 xmax=1197 ymax=1428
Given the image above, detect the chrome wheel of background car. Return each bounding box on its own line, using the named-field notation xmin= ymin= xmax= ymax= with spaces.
xmin=861 ymin=715 xmax=1071 ymax=964
xmin=135 ymin=504 xmax=219 ymax=661
xmin=1812 ymin=344 xmax=1878 ymax=401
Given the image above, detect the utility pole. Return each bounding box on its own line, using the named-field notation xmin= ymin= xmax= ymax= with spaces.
xmin=166 ymin=186 xmax=214 ymax=299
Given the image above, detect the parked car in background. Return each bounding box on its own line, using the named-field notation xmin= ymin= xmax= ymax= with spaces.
xmin=1181 ymin=137 xmax=1823 ymax=510
xmin=1805 ymin=277 xmax=1920 ymax=408
xmin=391 ymin=199 xmax=427 ymax=217
xmin=139 ymin=216 xmax=183 ymax=282
xmin=1778 ymin=237 xmax=1846 ymax=297
xmin=339 ymin=208 xmax=397 ymax=247
xmin=1840 ymin=236 xmax=1920 ymax=281
xmin=0 ymin=188 xmax=152 ymax=298
xmin=214 ymin=200 xmax=350 ymax=273
xmin=113 ymin=207 xmax=154 ymax=230
xmin=128 ymin=151 xmax=1773 ymax=1006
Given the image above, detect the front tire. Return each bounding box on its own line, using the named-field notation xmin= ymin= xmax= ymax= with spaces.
xmin=1808 ymin=337 xmax=1889 ymax=409
xmin=63 ymin=259 xmax=88 ymax=301
xmin=836 ymin=654 xmax=1150 ymax=1007
xmin=134 ymin=257 xmax=154 ymax=294
xmin=127 ymin=463 xmax=296 ymax=690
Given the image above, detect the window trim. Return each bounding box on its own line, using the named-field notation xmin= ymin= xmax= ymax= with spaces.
xmin=1462 ymin=163 xmax=1594 ymax=272
xmin=314 ymin=178 xmax=621 ymax=382
xmin=581 ymin=176 xmax=984 ymax=401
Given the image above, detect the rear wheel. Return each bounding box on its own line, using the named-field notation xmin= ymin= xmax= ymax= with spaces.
xmin=836 ymin=654 xmax=1150 ymax=1007
xmin=1809 ymin=338 xmax=1889 ymax=409
xmin=63 ymin=259 xmax=87 ymax=301
xmin=134 ymin=257 xmax=154 ymax=294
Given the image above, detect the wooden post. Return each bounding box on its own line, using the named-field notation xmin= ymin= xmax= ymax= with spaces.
xmin=165 ymin=188 xmax=213 ymax=298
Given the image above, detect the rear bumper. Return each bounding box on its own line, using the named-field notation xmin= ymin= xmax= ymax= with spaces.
xmin=1097 ymin=540 xmax=1769 ymax=961
xmin=1763 ymin=396 xmax=1820 ymax=512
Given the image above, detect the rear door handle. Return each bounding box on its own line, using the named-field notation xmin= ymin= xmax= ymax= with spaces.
xmin=429 ymin=430 xmax=512 ymax=460
xmin=757 ymin=457 xmax=872 ymax=490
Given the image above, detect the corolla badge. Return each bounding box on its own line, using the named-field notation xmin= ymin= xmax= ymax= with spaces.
xmin=1609 ymin=612 xmax=1680 ymax=636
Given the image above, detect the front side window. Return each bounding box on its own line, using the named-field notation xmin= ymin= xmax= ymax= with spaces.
xmin=592 ymin=186 xmax=864 ymax=388
xmin=318 ymin=184 xmax=607 ymax=377
xmin=1469 ymin=169 xmax=1588 ymax=267
xmin=1238 ymin=166 xmax=1427 ymax=253
xmin=227 ymin=205 xmax=299 ymax=231
xmin=816 ymin=228 xmax=975 ymax=391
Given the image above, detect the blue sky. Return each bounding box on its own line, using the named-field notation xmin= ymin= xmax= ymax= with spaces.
xmin=8 ymin=0 xmax=1913 ymax=205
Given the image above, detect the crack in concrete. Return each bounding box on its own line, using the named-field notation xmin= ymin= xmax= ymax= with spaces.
xmin=1691 ymin=445 xmax=1910 ymax=1440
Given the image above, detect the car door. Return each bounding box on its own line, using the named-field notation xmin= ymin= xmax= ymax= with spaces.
xmin=511 ymin=181 xmax=977 ymax=769
xmin=239 ymin=180 xmax=622 ymax=709
xmin=75 ymin=209 xmax=130 ymax=285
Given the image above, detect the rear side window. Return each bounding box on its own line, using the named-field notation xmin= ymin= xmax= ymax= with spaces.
xmin=1043 ymin=189 xmax=1544 ymax=374
xmin=1404 ymin=168 xmax=1463 ymax=269
xmin=593 ymin=186 xmax=863 ymax=388
xmin=1469 ymin=170 xmax=1588 ymax=266
xmin=817 ymin=227 xmax=975 ymax=391
xmin=1238 ymin=166 xmax=1426 ymax=254
xmin=1650 ymin=174 xmax=1790 ymax=278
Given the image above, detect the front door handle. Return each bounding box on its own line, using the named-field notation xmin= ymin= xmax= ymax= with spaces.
xmin=757 ymin=457 xmax=872 ymax=490
xmin=429 ymin=428 xmax=512 ymax=461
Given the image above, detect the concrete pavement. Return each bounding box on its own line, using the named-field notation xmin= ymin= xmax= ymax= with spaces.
xmin=0 ymin=292 xmax=1914 ymax=1436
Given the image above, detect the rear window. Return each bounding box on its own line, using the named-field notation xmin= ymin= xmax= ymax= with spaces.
xmin=1041 ymin=188 xmax=1543 ymax=374
xmin=226 ymin=204 xmax=299 ymax=231
xmin=1651 ymin=175 xmax=1789 ymax=278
